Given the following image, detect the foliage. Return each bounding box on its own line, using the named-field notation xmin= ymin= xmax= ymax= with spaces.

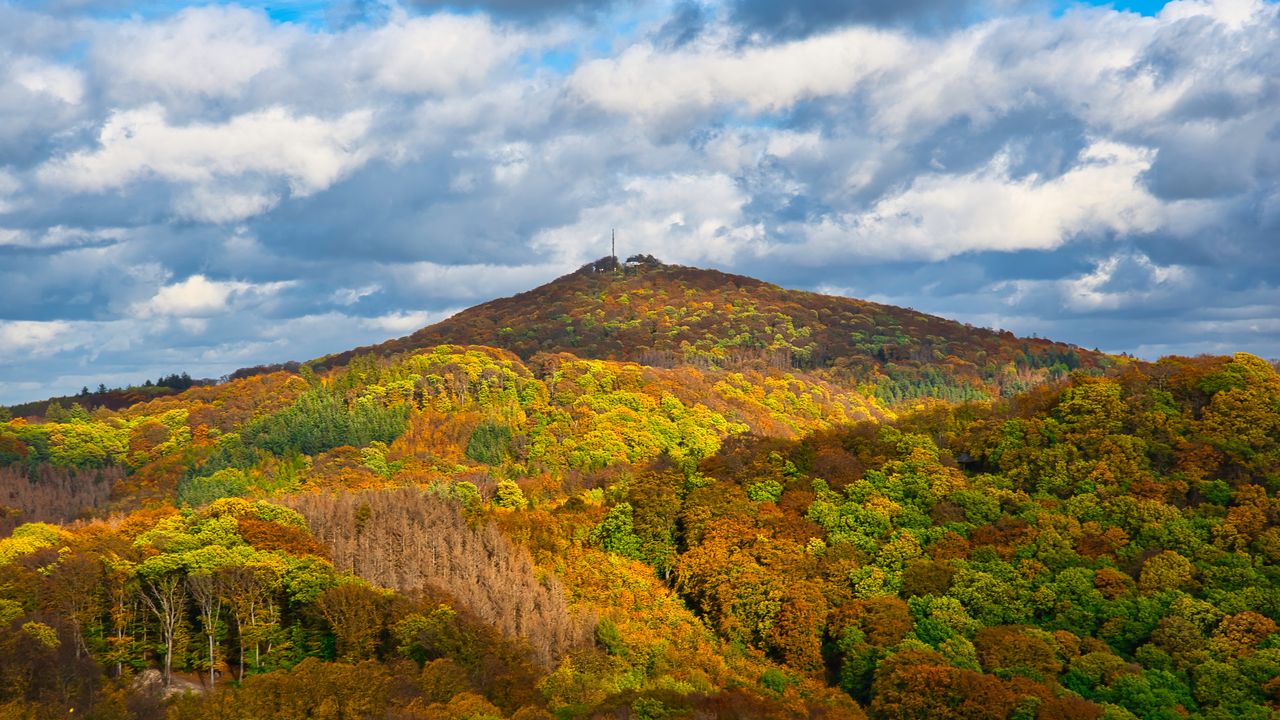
xmin=241 ymin=385 xmax=410 ymax=457
xmin=4 ymin=264 xmax=1280 ymax=720
xmin=467 ymin=422 xmax=513 ymax=465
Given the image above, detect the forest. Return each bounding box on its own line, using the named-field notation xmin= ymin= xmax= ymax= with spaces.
xmin=1 ymin=262 xmax=1278 ymax=719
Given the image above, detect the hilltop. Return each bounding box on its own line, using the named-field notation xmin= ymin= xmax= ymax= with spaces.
xmin=5 ymin=258 xmax=1111 ymax=417
xmin=316 ymin=256 xmax=1113 ymax=403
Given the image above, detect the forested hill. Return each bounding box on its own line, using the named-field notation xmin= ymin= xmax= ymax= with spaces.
xmin=2 ymin=308 xmax=1279 ymax=716
xmin=315 ymin=256 xmax=1114 ymax=403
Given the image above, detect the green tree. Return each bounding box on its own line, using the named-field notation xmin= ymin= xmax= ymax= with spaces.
xmin=591 ymin=503 xmax=642 ymax=559
xmin=493 ymin=480 xmax=526 ymax=510
xmin=466 ymin=422 xmax=512 ymax=465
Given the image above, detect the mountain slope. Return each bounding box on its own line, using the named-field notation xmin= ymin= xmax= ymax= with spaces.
xmin=2 ymin=252 xmax=1279 ymax=719
xmin=316 ymin=257 xmax=1113 ymax=402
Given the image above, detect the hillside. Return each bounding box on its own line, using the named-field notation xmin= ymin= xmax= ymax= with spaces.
xmin=0 ymin=343 xmax=888 ymax=718
xmin=2 ymin=263 xmax=1278 ymax=720
xmin=316 ymin=257 xmax=1115 ymax=403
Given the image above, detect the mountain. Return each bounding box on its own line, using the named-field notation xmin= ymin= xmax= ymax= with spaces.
xmin=5 ymin=259 xmax=1279 ymax=720
xmin=316 ymin=256 xmax=1113 ymax=403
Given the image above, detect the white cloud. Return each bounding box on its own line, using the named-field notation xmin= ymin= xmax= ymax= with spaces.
xmin=0 ymin=168 xmax=20 ymax=209
xmin=386 ymin=261 xmax=569 ymax=300
xmin=1062 ymin=252 xmax=1191 ymax=311
xmin=178 ymin=318 xmax=209 ymax=334
xmin=173 ymin=186 xmax=281 ymax=224
xmin=532 ymin=173 xmax=764 ymax=265
xmin=784 ymin=141 xmax=1204 ymax=262
xmin=0 ymin=318 xmax=148 ymax=366
xmin=355 ymin=13 xmax=530 ymax=95
xmin=250 ymin=309 xmax=451 ymax=347
xmin=1185 ymin=316 xmax=1280 ymax=336
xmin=92 ymin=5 xmax=287 ymax=99
xmin=37 ymin=104 xmax=375 ymax=205
xmin=980 ymin=250 xmax=1195 ymax=317
xmin=361 ymin=310 xmax=439 ymax=333
xmin=489 ymin=142 xmax=531 ymax=185
xmin=0 ymin=226 xmax=127 ymax=249
xmin=570 ymin=26 xmax=908 ymax=120
xmin=131 ymin=274 xmax=294 ymax=318
xmin=1160 ymin=0 xmax=1264 ymax=29
xmin=12 ymin=57 xmax=84 ymax=105
xmin=332 ymin=284 xmax=382 ymax=306
xmin=0 ymin=320 xmax=76 ymax=356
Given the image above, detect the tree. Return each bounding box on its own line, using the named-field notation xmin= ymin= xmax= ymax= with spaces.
xmin=591 ymin=503 xmax=641 ymax=559
xmin=316 ymin=582 xmax=385 ymax=662
xmin=41 ymin=550 xmax=104 ymax=661
xmin=972 ymin=626 xmax=1061 ymax=681
xmin=217 ymin=562 xmax=282 ymax=680
xmin=1138 ymin=551 xmax=1194 ymax=595
xmin=103 ymin=553 xmax=138 ymax=678
xmin=870 ymin=649 xmax=1018 ymax=720
xmin=1210 ymin=612 xmax=1278 ymax=658
xmin=138 ymin=569 xmax=186 ymax=687
xmin=465 ymin=422 xmax=511 ymax=465
xmin=187 ymin=572 xmax=225 ymax=689
xmin=494 ymin=480 xmax=526 ymax=510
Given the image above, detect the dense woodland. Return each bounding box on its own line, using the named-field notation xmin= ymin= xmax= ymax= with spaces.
xmin=1 ymin=263 xmax=1278 ymax=719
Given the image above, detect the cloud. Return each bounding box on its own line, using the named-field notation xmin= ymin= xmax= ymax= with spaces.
xmin=1160 ymin=0 xmax=1264 ymax=28
xmin=728 ymin=0 xmax=1021 ymax=38
xmin=532 ymin=173 xmax=764 ymax=265
xmin=0 ymin=169 xmax=24 ymax=213
xmin=2 ymin=0 xmax=1280 ymax=403
xmin=383 ymin=262 xmax=571 ymax=301
xmin=90 ymin=6 xmax=287 ymax=100
xmin=0 ymin=226 xmax=126 ymax=249
xmin=37 ymin=104 xmax=375 ymax=209
xmin=656 ymin=1 xmax=708 ymax=48
xmin=782 ymin=141 xmax=1201 ymax=262
xmin=994 ymin=250 xmax=1194 ymax=313
xmin=569 ymin=27 xmax=909 ymax=121
xmin=332 ymin=284 xmax=381 ymax=306
xmin=354 ymin=13 xmax=531 ymax=94
xmin=402 ymin=0 xmax=606 ymax=21
xmin=173 ymin=186 xmax=282 ymax=224
xmin=0 ymin=320 xmax=77 ymax=356
xmin=131 ymin=274 xmax=294 ymax=318
xmin=1059 ymin=251 xmax=1191 ymax=311
xmin=11 ymin=56 xmax=85 ymax=104
xmin=360 ymin=309 xmax=442 ymax=333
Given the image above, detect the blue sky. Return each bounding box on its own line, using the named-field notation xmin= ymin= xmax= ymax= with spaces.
xmin=1097 ymin=0 xmax=1173 ymax=13
xmin=1070 ymin=0 xmax=1172 ymax=13
xmin=0 ymin=0 xmax=1277 ymax=403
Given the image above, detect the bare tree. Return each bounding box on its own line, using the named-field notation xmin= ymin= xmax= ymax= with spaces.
xmin=0 ymin=464 xmax=120 ymax=536
xmin=187 ymin=573 xmax=224 ymax=689
xmin=286 ymin=488 xmax=591 ymax=668
xmin=138 ymin=572 xmax=185 ymax=687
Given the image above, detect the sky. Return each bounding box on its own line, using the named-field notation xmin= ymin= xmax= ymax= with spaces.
xmin=1 ymin=0 xmax=1278 ymax=404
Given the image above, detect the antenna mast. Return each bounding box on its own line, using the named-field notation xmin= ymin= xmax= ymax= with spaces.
xmin=611 ymin=228 xmax=616 ymax=262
